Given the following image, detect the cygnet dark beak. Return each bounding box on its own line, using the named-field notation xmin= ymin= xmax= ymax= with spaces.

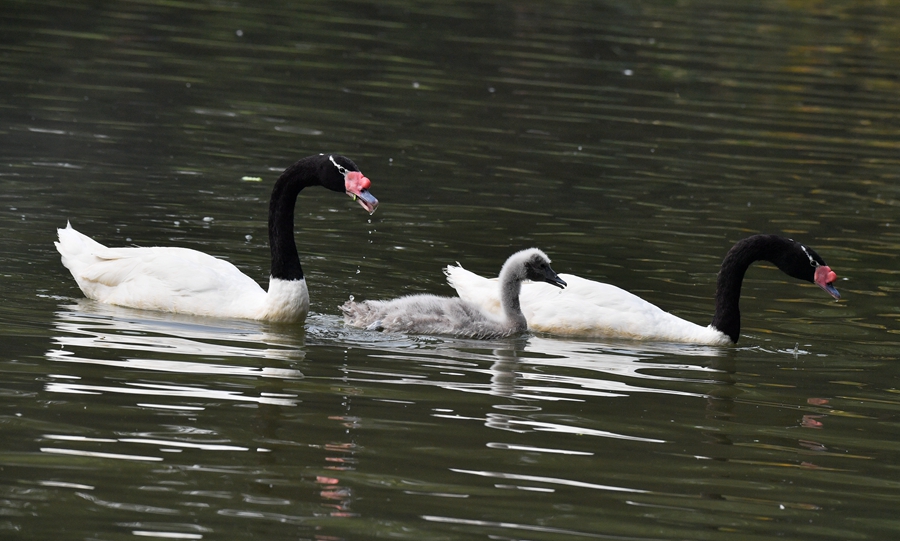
xmin=544 ymin=269 xmax=567 ymax=289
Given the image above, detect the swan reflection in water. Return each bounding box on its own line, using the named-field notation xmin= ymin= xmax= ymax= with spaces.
xmin=45 ymin=300 xmax=305 ymax=406
xmin=345 ymin=333 xmax=724 ymax=400
xmin=475 ymin=337 xmax=725 ymax=439
xmin=42 ymin=303 xmax=733 ymax=509
xmin=334 ymin=326 xmax=728 ymax=445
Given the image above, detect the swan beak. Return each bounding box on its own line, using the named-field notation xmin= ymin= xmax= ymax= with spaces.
xmin=344 ymin=171 xmax=378 ymax=214
xmin=814 ymin=266 xmax=841 ymax=300
xmin=544 ymin=273 xmax=567 ymax=289
xmin=349 ymin=189 xmax=379 ymax=214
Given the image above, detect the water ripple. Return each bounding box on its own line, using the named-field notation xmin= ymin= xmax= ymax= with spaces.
xmin=449 ymin=468 xmax=648 ymax=494
xmin=44 ymin=381 xmax=298 ymax=406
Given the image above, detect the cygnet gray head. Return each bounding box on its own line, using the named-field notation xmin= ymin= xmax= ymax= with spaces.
xmin=502 ymin=248 xmax=567 ymax=289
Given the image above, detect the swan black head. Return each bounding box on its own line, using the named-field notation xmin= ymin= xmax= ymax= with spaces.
xmin=720 ymin=235 xmax=840 ymax=301
xmin=278 ymin=154 xmax=377 ymax=213
xmin=771 ymin=237 xmax=841 ymax=300
xmin=314 ymin=154 xmax=379 ymax=214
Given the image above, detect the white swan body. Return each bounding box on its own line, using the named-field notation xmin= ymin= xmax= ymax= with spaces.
xmin=446 ymin=267 xmax=730 ymax=344
xmin=446 ymin=235 xmax=841 ymax=345
xmin=56 ymin=223 xmax=309 ymax=321
xmin=56 ymin=154 xmax=377 ymax=323
xmin=342 ymin=248 xmax=567 ymax=339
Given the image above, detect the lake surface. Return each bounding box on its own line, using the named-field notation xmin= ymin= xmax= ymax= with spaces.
xmin=2 ymin=1 xmax=899 ymax=539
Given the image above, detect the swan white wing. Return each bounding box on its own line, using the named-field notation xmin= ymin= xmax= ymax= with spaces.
xmin=445 ymin=265 xmax=729 ymax=345
xmin=56 ymin=225 xmax=269 ymax=319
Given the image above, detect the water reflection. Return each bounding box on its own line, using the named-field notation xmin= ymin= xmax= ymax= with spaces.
xmin=322 ymin=328 xmax=734 ymax=448
xmin=44 ymin=380 xmax=298 ymax=407
xmin=45 ymin=300 xmax=304 ymax=407
xmin=338 ymin=330 xmax=722 ymax=403
xmin=49 ymin=299 xmax=304 ymax=363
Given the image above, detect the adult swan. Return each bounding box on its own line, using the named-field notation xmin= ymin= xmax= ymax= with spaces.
xmin=445 ymin=235 xmax=841 ymax=345
xmin=56 ymin=154 xmax=378 ymax=323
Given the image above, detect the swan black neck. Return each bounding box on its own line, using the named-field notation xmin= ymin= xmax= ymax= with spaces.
xmin=710 ymin=235 xmax=807 ymax=343
xmin=268 ymin=157 xmax=323 ymax=281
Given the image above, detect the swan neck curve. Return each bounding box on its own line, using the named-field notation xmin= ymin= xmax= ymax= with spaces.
xmin=710 ymin=235 xmax=793 ymax=343
xmin=268 ymin=158 xmax=320 ymax=281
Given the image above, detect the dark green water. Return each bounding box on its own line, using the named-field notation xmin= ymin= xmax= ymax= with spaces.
xmin=2 ymin=1 xmax=899 ymax=539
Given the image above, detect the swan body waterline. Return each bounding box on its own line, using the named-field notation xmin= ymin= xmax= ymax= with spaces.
xmin=445 ymin=235 xmax=840 ymax=345
xmin=341 ymin=248 xmax=567 ymax=339
xmin=56 ymin=154 xmax=378 ymax=322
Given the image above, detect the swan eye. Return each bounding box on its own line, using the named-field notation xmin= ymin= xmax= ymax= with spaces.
xmin=329 ymin=155 xmax=350 ymax=177
xmin=799 ymin=244 xmax=820 ymax=268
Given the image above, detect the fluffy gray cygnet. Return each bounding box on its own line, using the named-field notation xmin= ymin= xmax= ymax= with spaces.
xmin=341 ymin=248 xmax=567 ymax=339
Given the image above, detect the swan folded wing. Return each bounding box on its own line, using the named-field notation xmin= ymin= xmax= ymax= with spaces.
xmin=517 ymin=275 xmax=662 ymax=336
xmin=521 ymin=275 xmax=728 ymax=343
xmin=76 ymin=246 xmax=265 ymax=316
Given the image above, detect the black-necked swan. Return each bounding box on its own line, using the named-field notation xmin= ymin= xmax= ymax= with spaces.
xmin=55 ymin=154 xmax=378 ymax=323
xmin=445 ymin=235 xmax=840 ymax=345
xmin=341 ymin=248 xmax=567 ymax=339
